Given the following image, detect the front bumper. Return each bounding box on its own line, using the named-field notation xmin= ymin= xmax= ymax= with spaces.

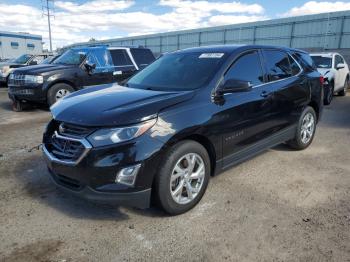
xmin=0 ymin=76 xmax=7 ymax=84
xmin=42 ymin=127 xmax=164 ymax=208
xmin=8 ymin=84 xmax=46 ymax=102
xmin=48 ymin=167 xmax=151 ymax=208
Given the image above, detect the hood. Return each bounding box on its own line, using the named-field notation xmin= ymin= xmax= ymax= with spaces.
xmin=11 ymin=64 xmax=73 ymax=75
xmin=51 ymin=83 xmax=195 ymax=127
xmin=316 ymin=68 xmax=334 ymax=78
xmin=0 ymin=62 xmax=20 ymax=68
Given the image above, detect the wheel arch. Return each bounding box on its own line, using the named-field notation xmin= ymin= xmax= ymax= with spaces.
xmin=308 ymin=100 xmax=320 ymax=121
xmin=46 ymin=80 xmax=77 ymax=93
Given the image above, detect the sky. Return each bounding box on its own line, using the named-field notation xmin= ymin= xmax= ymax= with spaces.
xmin=0 ymin=0 xmax=350 ymax=50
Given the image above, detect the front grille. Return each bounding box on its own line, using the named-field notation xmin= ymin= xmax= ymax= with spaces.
xmin=8 ymin=74 xmax=25 ymax=86
xmin=49 ymin=134 xmax=86 ymax=162
xmin=55 ymin=174 xmax=82 ymax=190
xmin=58 ymin=122 xmax=95 ymax=138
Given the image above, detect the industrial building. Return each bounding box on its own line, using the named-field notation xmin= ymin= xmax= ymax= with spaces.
xmin=67 ymin=10 xmax=350 ymax=62
xmin=0 ymin=31 xmax=43 ymax=60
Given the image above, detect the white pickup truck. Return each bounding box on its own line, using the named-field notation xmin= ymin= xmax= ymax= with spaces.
xmin=310 ymin=52 xmax=349 ymax=105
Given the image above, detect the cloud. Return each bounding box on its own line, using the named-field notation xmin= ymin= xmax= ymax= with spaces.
xmin=159 ymin=0 xmax=264 ymax=15
xmin=0 ymin=0 xmax=268 ymax=50
xmin=55 ymin=0 xmax=135 ymax=13
xmin=281 ymin=1 xmax=350 ymax=17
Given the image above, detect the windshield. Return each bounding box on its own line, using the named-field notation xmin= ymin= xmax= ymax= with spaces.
xmin=53 ymin=49 xmax=86 ymax=65
xmin=311 ymin=56 xmax=332 ymax=69
xmin=127 ymin=52 xmax=227 ymax=91
xmin=14 ymin=54 xmax=32 ymax=64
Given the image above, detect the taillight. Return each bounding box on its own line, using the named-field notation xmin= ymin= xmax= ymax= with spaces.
xmin=320 ymin=75 xmax=324 ymax=85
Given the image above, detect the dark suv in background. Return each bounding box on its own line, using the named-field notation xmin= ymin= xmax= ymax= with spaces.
xmin=8 ymin=46 xmax=155 ymax=111
xmin=42 ymin=45 xmax=323 ymax=215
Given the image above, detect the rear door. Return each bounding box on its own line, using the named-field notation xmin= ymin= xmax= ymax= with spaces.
xmin=261 ymin=49 xmax=309 ymax=130
xmin=109 ymin=48 xmax=137 ymax=83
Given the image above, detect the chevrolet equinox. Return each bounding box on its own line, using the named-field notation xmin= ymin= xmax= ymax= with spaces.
xmin=43 ymin=45 xmax=323 ymax=215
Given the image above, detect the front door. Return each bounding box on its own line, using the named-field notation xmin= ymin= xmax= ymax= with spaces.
xmin=334 ymin=54 xmax=347 ymax=90
xmin=217 ymin=50 xmax=277 ymax=167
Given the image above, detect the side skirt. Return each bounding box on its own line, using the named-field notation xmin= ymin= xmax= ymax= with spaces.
xmin=215 ymin=125 xmax=297 ymax=175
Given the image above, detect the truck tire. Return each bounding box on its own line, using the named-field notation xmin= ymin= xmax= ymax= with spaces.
xmin=47 ymin=83 xmax=74 ymax=106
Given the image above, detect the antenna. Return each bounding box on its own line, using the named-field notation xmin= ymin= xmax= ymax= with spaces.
xmin=42 ymin=0 xmax=55 ymax=52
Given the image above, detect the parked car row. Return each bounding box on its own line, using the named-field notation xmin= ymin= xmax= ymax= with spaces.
xmin=6 ymin=45 xmax=155 ymax=111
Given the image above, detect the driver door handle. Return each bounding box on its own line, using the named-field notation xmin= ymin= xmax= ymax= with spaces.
xmin=260 ymin=90 xmax=269 ymax=98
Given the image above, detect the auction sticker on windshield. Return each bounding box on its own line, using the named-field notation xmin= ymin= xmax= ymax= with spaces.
xmin=199 ymin=53 xmax=224 ymax=59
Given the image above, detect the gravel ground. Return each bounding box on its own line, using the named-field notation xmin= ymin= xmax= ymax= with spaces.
xmin=0 ymin=88 xmax=349 ymax=262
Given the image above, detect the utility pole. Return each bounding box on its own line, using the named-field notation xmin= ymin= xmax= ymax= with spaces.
xmin=42 ymin=0 xmax=54 ymax=52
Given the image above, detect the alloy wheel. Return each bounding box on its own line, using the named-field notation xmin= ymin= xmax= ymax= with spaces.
xmin=55 ymin=89 xmax=70 ymax=101
xmin=170 ymin=153 xmax=205 ymax=205
xmin=300 ymin=112 xmax=315 ymax=144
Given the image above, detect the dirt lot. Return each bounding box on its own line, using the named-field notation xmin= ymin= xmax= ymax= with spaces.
xmin=0 ymin=88 xmax=349 ymax=262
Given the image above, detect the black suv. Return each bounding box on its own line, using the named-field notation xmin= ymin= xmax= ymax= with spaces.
xmin=42 ymin=45 xmax=323 ymax=215
xmin=8 ymin=46 xmax=155 ymax=111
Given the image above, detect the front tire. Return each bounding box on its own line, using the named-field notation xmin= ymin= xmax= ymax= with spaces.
xmin=338 ymin=78 xmax=348 ymax=96
xmin=11 ymin=99 xmax=23 ymax=112
xmin=324 ymin=82 xmax=334 ymax=105
xmin=47 ymin=83 xmax=74 ymax=106
xmin=287 ymin=106 xmax=317 ymax=150
xmin=154 ymin=140 xmax=210 ymax=215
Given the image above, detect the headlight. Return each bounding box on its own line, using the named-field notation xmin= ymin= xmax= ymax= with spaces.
xmin=87 ymin=118 xmax=157 ymax=147
xmin=24 ymin=75 xmax=43 ymax=84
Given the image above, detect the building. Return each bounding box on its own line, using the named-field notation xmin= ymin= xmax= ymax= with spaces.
xmin=0 ymin=31 xmax=43 ymax=59
xmin=66 ymin=10 xmax=350 ymax=62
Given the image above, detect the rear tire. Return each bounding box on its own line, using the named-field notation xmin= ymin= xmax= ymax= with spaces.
xmin=154 ymin=140 xmax=210 ymax=215
xmin=287 ymin=106 xmax=317 ymax=150
xmin=47 ymin=83 xmax=74 ymax=106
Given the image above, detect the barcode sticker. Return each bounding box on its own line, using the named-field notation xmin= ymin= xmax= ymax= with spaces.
xmin=199 ymin=53 xmax=224 ymax=59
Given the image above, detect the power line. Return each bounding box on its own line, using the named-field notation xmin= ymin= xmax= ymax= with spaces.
xmin=42 ymin=0 xmax=55 ymax=52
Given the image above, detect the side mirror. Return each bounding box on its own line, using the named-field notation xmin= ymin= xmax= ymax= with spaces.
xmin=218 ymin=79 xmax=253 ymax=95
xmin=29 ymin=61 xmax=37 ymax=65
xmin=84 ymin=60 xmax=96 ymax=75
xmin=336 ymin=63 xmax=345 ymax=70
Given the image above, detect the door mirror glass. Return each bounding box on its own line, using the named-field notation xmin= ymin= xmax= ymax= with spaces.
xmin=336 ymin=63 xmax=345 ymax=70
xmin=219 ymin=79 xmax=253 ymax=94
xmin=29 ymin=60 xmax=37 ymax=65
xmin=84 ymin=60 xmax=96 ymax=75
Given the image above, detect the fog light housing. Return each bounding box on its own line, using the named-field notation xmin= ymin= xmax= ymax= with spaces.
xmin=116 ymin=164 xmax=141 ymax=186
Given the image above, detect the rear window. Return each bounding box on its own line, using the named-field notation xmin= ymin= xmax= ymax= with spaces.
xmin=109 ymin=49 xmax=133 ymax=67
xmin=130 ymin=48 xmax=155 ymax=69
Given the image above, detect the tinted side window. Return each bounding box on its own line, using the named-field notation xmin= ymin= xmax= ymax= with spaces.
xmin=289 ymin=55 xmax=301 ymax=76
xmin=263 ymin=50 xmax=291 ymax=81
xmin=130 ymin=48 xmax=155 ymax=69
xmin=293 ymin=52 xmax=315 ymax=71
xmin=109 ymin=49 xmax=133 ymax=67
xmin=225 ymin=51 xmax=264 ymax=86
